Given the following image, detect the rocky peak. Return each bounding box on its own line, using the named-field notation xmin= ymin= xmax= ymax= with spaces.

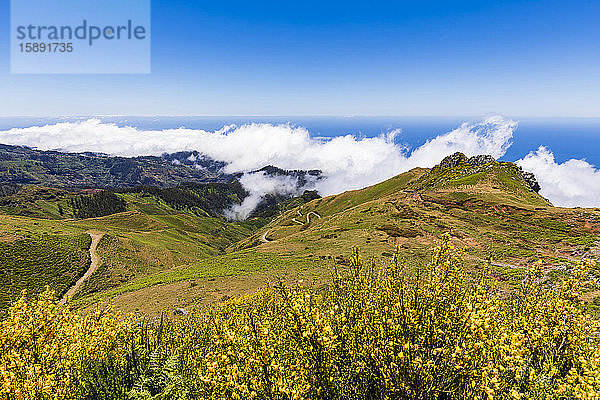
xmin=437 ymin=152 xmax=541 ymax=193
xmin=438 ymin=152 xmax=468 ymax=169
xmin=468 ymin=154 xmax=496 ymax=166
xmin=518 ymin=167 xmax=541 ymax=193
xmin=438 ymin=152 xmax=496 ymax=169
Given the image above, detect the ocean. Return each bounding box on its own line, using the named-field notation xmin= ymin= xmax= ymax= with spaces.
xmin=0 ymin=116 xmax=598 ymax=166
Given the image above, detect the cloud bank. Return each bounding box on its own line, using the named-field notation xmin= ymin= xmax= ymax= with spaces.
xmin=516 ymin=146 xmax=600 ymax=208
xmin=0 ymin=116 xmax=516 ymax=193
xmin=0 ymin=116 xmax=598 ymax=211
xmin=225 ymin=171 xmax=318 ymax=220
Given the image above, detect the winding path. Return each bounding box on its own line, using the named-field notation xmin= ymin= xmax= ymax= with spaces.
xmin=260 ymin=210 xmax=322 ymax=243
xmin=292 ymin=210 xmax=322 ymax=225
xmin=60 ymin=231 xmax=104 ymax=304
xmin=260 ymin=230 xmax=271 ymax=243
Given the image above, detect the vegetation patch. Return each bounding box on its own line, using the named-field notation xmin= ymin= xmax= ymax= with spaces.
xmin=90 ymin=249 xmax=320 ymax=299
xmin=2 ymin=236 xmax=599 ymax=399
xmin=69 ymin=190 xmax=127 ymax=218
xmin=0 ymin=233 xmax=91 ymax=313
xmin=376 ymin=224 xmax=420 ymax=238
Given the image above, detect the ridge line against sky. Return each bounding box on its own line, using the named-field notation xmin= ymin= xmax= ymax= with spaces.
xmin=0 ymin=0 xmax=598 ymax=117
xmin=2 ymin=115 xmax=600 ymax=120
xmin=2 ymin=115 xmax=600 ymax=209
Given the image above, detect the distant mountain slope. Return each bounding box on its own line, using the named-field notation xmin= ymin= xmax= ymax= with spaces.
xmin=2 ymin=150 xmax=598 ymax=317
xmin=243 ymin=153 xmax=597 ymax=280
xmin=237 ymin=165 xmax=322 ymax=186
xmin=0 ymin=145 xmax=325 ymax=219
xmin=0 ymin=188 xmax=263 ymax=313
xmin=0 ymin=144 xmax=228 ymax=188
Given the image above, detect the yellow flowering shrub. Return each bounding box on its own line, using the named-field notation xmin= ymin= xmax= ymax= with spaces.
xmin=1 ymin=233 xmax=599 ymax=399
xmin=0 ymin=289 xmax=137 ymax=400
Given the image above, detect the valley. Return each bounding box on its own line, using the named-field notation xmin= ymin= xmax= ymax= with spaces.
xmin=1 ymin=149 xmax=599 ymax=316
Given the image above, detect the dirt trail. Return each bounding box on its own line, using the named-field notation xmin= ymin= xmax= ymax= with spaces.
xmin=292 ymin=210 xmax=322 ymax=225
xmin=60 ymin=231 xmax=104 ymax=304
xmin=260 ymin=230 xmax=271 ymax=243
xmin=262 ymin=210 xmax=322 ymax=243
xmin=305 ymin=212 xmax=322 ymax=222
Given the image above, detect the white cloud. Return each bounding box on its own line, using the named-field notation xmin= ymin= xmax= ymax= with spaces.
xmin=224 ymin=172 xmax=317 ymax=220
xmin=3 ymin=116 xmax=597 ymax=211
xmin=516 ymin=146 xmax=600 ymax=208
xmin=408 ymin=115 xmax=515 ymax=166
xmin=11 ymin=115 xmax=583 ymax=215
xmin=0 ymin=115 xmax=518 ymax=195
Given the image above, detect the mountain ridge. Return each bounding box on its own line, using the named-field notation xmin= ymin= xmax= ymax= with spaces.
xmin=0 ymin=144 xmax=228 ymax=188
xmin=3 ymin=147 xmax=587 ymax=318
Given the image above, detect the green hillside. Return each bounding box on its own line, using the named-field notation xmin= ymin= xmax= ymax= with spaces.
xmin=0 ymin=144 xmax=226 ymax=188
xmin=237 ymin=153 xmax=596 ymax=286
xmin=0 ymin=231 xmax=91 ymax=313
xmin=0 ymin=188 xmax=264 ymax=313
xmin=65 ymin=153 xmax=597 ymax=315
xmin=1 ymin=152 xmax=599 ymax=317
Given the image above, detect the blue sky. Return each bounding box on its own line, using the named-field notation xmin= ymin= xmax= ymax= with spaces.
xmin=0 ymin=0 xmax=598 ymax=117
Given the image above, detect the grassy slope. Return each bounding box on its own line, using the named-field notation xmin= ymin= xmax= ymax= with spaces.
xmin=239 ymin=162 xmax=599 ymax=286
xmin=0 ymin=227 xmax=91 ymax=313
xmin=0 ymin=190 xmax=266 ymax=312
xmin=3 ymin=159 xmax=599 ymax=316
xmin=0 ymin=185 xmax=324 ymax=314
xmin=98 ymin=160 xmax=599 ymax=315
xmin=72 ymin=193 xmax=325 ymax=311
xmin=0 ymin=185 xmax=73 ymax=219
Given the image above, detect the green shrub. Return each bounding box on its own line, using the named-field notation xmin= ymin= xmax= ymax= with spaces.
xmin=2 ymin=235 xmax=599 ymax=399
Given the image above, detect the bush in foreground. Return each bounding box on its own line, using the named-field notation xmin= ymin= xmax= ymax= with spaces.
xmin=1 ymin=234 xmax=599 ymax=399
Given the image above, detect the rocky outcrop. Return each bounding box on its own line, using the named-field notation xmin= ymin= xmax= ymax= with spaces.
xmin=518 ymin=168 xmax=541 ymax=193
xmin=438 ymin=152 xmax=468 ymax=169
xmin=468 ymin=154 xmax=496 ymax=167
xmin=437 ymin=152 xmax=541 ymax=193
xmin=438 ymin=152 xmax=496 ymax=169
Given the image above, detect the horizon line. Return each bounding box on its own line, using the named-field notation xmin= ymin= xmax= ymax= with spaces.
xmin=1 ymin=114 xmax=600 ymax=120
